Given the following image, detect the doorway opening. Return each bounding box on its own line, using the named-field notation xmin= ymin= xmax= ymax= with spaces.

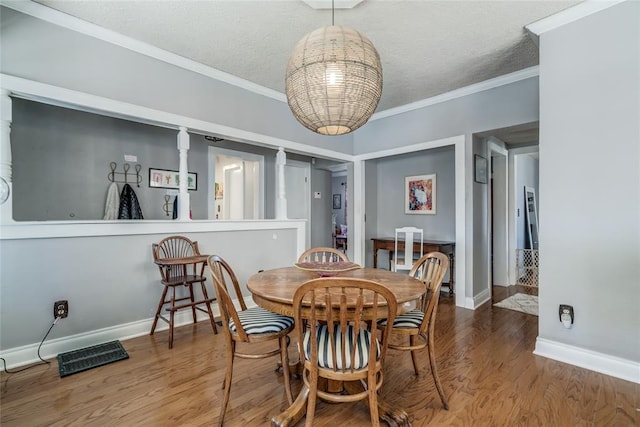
xmin=208 ymin=147 xmax=264 ymax=220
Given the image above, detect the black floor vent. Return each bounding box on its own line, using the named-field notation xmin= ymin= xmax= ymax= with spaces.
xmin=57 ymin=340 xmax=129 ymax=377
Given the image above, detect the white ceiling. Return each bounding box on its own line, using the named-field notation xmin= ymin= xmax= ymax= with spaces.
xmin=33 ymin=0 xmax=579 ymax=117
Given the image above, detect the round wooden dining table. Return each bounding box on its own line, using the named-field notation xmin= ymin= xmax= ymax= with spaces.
xmin=247 ymin=266 xmax=424 ymax=427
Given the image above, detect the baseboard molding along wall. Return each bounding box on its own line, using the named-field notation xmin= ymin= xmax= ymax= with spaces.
xmin=535 ymin=337 xmax=640 ymax=384
xmin=2 ymin=298 xmax=253 ymax=370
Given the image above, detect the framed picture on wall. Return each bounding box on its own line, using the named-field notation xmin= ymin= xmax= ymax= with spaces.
xmin=333 ymin=194 xmax=342 ymax=209
xmin=149 ymin=168 xmax=197 ymax=190
xmin=474 ymin=155 xmax=488 ymax=184
xmin=405 ymin=174 xmax=436 ymax=214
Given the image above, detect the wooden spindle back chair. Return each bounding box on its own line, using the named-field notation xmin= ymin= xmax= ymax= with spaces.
xmin=378 ymin=251 xmax=449 ymax=409
xmin=293 ymin=277 xmax=397 ymax=426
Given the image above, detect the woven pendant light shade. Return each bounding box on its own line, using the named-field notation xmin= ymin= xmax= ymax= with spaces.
xmin=285 ymin=25 xmax=383 ymax=136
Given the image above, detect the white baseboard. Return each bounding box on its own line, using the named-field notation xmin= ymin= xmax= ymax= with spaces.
xmin=466 ymin=288 xmax=491 ymax=310
xmin=534 ymin=337 xmax=640 ymax=384
xmin=1 ymin=298 xmax=253 ymax=370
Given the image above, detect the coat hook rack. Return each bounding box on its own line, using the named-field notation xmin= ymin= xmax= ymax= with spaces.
xmin=108 ymin=162 xmax=142 ymax=187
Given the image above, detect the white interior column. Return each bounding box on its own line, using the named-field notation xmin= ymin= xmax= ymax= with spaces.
xmin=0 ymin=89 xmax=13 ymax=224
xmin=177 ymin=127 xmax=191 ymax=221
xmin=275 ymin=147 xmax=287 ymax=219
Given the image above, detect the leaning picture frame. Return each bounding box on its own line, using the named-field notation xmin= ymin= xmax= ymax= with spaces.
xmin=333 ymin=194 xmax=342 ymax=209
xmin=149 ymin=168 xmax=198 ymax=190
xmin=405 ymin=174 xmax=436 ymax=215
xmin=474 ymin=155 xmax=488 ymax=184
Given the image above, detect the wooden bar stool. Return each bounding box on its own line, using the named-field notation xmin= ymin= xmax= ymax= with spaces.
xmin=151 ymin=235 xmax=218 ymax=349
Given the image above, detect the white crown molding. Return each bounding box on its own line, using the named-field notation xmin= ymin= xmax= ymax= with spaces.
xmin=370 ymin=66 xmax=540 ymax=121
xmin=1 ymin=73 xmax=353 ymax=164
xmin=1 ymin=0 xmax=286 ymax=103
xmin=302 ymin=0 xmax=363 ymax=10
xmin=535 ymin=337 xmax=640 ymax=384
xmin=2 ymin=0 xmax=544 ymax=123
xmin=525 ymin=0 xmax=627 ymax=41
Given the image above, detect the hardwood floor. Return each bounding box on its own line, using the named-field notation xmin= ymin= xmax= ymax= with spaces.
xmin=2 ymin=286 xmax=637 ymax=426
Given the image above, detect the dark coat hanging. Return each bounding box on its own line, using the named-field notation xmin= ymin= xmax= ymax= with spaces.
xmin=118 ymin=183 xmax=144 ymax=220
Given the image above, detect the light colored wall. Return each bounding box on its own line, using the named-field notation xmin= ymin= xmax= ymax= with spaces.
xmin=364 ymin=146 xmax=456 ymax=269
xmin=537 ymin=0 xmax=639 ymax=366
xmin=358 ymin=77 xmax=539 ymax=301
xmin=310 ymin=167 xmax=332 ymax=248
xmin=0 ymin=6 xmax=353 ymax=154
xmin=491 ymin=151 xmax=509 ymax=286
xmin=10 ymin=98 xmax=286 ymax=221
xmin=355 ymin=78 xmax=540 ymax=154
xmin=0 ymin=224 xmax=302 ymax=361
xmin=473 ymin=137 xmax=490 ymax=295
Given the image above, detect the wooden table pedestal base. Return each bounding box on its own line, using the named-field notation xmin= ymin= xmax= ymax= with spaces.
xmin=270 ymin=382 xmax=412 ymax=427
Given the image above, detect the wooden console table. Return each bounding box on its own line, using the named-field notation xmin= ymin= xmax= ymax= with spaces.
xmin=371 ymin=237 xmax=456 ymax=295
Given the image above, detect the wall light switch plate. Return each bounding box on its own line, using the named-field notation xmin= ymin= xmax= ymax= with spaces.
xmin=314 ymin=192 xmax=322 ymax=199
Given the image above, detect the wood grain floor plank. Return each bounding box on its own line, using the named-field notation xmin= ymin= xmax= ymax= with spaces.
xmin=2 ymin=286 xmax=637 ymax=427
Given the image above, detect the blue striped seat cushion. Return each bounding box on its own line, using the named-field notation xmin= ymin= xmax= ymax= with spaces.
xmin=378 ymin=309 xmax=424 ymax=328
xmin=229 ymin=307 xmax=294 ymax=335
xmin=303 ymin=324 xmax=379 ymax=370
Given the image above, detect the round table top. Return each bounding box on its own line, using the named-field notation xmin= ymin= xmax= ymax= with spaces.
xmin=247 ymin=266 xmax=425 ymax=317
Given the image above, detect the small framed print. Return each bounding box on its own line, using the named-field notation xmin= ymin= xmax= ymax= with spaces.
xmin=333 ymin=194 xmax=342 ymax=209
xmin=149 ymin=168 xmax=197 ymax=190
xmin=474 ymin=155 xmax=488 ymax=184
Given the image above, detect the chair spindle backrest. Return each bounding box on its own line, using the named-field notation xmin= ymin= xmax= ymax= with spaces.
xmin=394 ymin=227 xmax=424 ymax=272
xmin=207 ymin=255 xmax=250 ymax=341
xmin=152 ymin=235 xmax=203 ymax=279
xmin=294 ymin=277 xmax=397 ymax=374
xmin=298 ymin=247 xmax=349 ymax=263
xmin=408 ymin=252 xmax=449 ymax=333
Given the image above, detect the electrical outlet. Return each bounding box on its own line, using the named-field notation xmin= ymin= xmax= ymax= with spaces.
xmin=54 ymin=300 xmax=69 ymax=319
xmin=559 ymin=304 xmax=573 ymax=328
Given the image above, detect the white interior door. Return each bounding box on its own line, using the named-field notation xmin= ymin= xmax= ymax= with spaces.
xmin=224 ymin=166 xmax=243 ymax=220
xmin=285 ymin=160 xmax=310 ymax=246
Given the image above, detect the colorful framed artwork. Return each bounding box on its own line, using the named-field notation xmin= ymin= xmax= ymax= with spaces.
xmin=149 ymin=168 xmax=197 ymax=190
xmin=405 ymin=174 xmax=436 ymax=215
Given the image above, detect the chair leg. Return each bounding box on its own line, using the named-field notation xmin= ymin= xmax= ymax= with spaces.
xmin=150 ymin=285 xmax=169 ymax=335
xmin=168 ymin=287 xmax=176 ymax=349
xmin=367 ymin=373 xmax=380 ymax=427
xmin=279 ymin=335 xmax=293 ymax=404
xmin=410 ymin=335 xmax=420 ymax=375
xmin=200 ymin=282 xmax=218 ymax=334
xmin=188 ymin=284 xmax=197 ymax=323
xmin=427 ymin=334 xmax=448 ymax=410
xmin=219 ymin=341 xmax=235 ymax=427
xmin=305 ymin=368 xmax=318 ymax=427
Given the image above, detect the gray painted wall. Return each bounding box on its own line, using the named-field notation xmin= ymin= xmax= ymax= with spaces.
xmin=364 ymin=146 xmax=456 ymax=269
xmin=538 ymin=0 xmax=639 ymax=361
xmin=358 ymin=77 xmax=540 ymax=298
xmin=310 ymin=167 xmax=332 ymax=248
xmin=473 ymin=137 xmax=490 ymax=295
xmin=10 ymin=99 xmax=287 ymax=221
xmin=0 ymin=228 xmax=298 ymax=350
xmin=354 ymin=78 xmax=540 ymax=154
xmin=0 ymin=7 xmax=354 ymax=154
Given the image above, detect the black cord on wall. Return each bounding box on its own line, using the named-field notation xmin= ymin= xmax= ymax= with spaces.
xmin=0 ymin=317 xmax=60 ymax=374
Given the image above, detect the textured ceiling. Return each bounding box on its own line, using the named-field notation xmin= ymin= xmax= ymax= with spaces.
xmin=34 ymin=0 xmax=579 ymax=117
